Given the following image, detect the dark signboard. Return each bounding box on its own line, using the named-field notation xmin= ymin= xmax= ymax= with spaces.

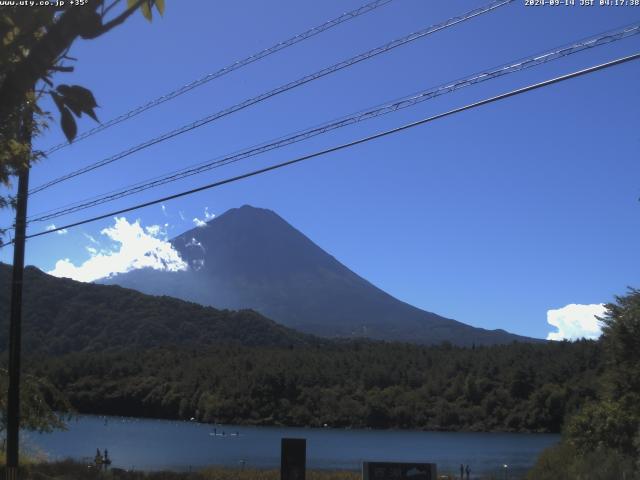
xmin=363 ymin=461 xmax=437 ymax=480
xmin=281 ymin=438 xmax=306 ymax=480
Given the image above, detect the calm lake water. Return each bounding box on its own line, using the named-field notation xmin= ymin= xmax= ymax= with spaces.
xmin=25 ymin=415 xmax=558 ymax=477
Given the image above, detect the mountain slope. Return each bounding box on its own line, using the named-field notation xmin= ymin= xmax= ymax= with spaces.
xmin=103 ymin=205 xmax=538 ymax=346
xmin=0 ymin=263 xmax=316 ymax=355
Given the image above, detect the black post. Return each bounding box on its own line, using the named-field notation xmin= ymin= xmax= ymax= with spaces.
xmin=5 ymin=107 xmax=32 ymax=480
xmin=281 ymin=438 xmax=306 ymax=480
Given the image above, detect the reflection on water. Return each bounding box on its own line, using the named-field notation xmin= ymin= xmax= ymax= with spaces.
xmin=26 ymin=415 xmax=559 ymax=476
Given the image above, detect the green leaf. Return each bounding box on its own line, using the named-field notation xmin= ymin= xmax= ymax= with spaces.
xmin=58 ymin=84 xmax=98 ymax=109
xmin=7 ymin=139 xmax=26 ymax=156
xmin=56 ymin=85 xmax=99 ymax=122
xmin=155 ymin=0 xmax=165 ymax=16
xmin=85 ymin=108 xmax=99 ymax=122
xmin=56 ymin=88 xmax=82 ymax=117
xmin=141 ymin=1 xmax=152 ymax=21
xmin=50 ymin=91 xmax=65 ymax=114
xmin=60 ymin=107 xmax=77 ymax=142
xmin=126 ymin=0 xmax=137 ymax=8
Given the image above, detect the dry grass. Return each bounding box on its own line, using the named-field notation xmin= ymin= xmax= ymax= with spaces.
xmin=200 ymin=468 xmax=359 ymax=480
xmin=0 ymin=460 xmax=359 ymax=479
xmin=1 ymin=460 xmax=515 ymax=479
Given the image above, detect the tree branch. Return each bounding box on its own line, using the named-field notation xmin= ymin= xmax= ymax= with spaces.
xmin=0 ymin=3 xmax=102 ymax=118
xmin=0 ymin=0 xmax=146 ymax=119
xmin=95 ymin=0 xmax=145 ymax=36
xmin=103 ymin=0 xmax=123 ymax=17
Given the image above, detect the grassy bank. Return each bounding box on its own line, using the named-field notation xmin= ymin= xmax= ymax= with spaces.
xmin=0 ymin=460 xmax=360 ymax=480
xmin=0 ymin=460 xmax=526 ymax=479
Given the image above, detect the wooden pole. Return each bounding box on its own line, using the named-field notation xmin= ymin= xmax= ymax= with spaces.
xmin=5 ymin=104 xmax=33 ymax=480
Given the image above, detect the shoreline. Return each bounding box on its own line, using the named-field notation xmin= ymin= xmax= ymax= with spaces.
xmin=57 ymin=411 xmax=561 ymax=436
xmin=28 ymin=414 xmax=556 ymax=477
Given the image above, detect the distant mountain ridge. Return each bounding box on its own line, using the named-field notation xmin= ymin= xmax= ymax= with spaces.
xmin=102 ymin=205 xmax=539 ymax=346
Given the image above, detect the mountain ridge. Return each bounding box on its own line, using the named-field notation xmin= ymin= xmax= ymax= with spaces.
xmin=103 ymin=205 xmax=540 ymax=346
xmin=0 ymin=263 xmax=318 ymax=355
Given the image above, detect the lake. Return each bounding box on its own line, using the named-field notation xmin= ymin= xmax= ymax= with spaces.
xmin=25 ymin=415 xmax=558 ymax=477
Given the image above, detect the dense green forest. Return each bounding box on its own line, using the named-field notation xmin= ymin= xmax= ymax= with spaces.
xmin=0 ymin=265 xmax=318 ymax=353
xmin=0 ymin=263 xmax=619 ymax=437
xmin=28 ymin=339 xmax=601 ymax=433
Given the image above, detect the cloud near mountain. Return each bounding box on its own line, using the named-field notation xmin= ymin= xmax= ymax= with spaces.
xmin=46 ymin=206 xmax=545 ymax=345
xmin=48 ymin=217 xmax=187 ymax=282
xmin=193 ymin=206 xmax=215 ymax=227
xmin=100 ymin=205 xmax=539 ymax=346
xmin=546 ymin=303 xmax=606 ymax=341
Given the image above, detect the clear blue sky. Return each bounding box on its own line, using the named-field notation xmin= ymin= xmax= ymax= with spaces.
xmin=1 ymin=0 xmax=638 ymax=339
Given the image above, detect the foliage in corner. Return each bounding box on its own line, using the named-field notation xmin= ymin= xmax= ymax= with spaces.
xmin=0 ymin=368 xmax=73 ymax=434
xmin=528 ymin=288 xmax=640 ymax=478
xmin=128 ymin=0 xmax=165 ymax=21
xmin=0 ymin=0 xmax=165 ymax=238
xmin=0 ymin=0 xmax=165 ymax=431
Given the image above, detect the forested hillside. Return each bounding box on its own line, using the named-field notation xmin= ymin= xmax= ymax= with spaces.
xmin=0 ymin=262 xmax=605 ymax=434
xmin=0 ymin=264 xmax=317 ymax=353
xmin=29 ymin=340 xmax=602 ymax=433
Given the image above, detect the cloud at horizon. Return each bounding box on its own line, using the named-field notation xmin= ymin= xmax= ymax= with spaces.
xmin=546 ymin=303 xmax=607 ymax=341
xmin=48 ymin=217 xmax=187 ymax=282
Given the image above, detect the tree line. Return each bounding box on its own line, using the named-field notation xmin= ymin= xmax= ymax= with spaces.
xmin=27 ymin=339 xmax=602 ymax=434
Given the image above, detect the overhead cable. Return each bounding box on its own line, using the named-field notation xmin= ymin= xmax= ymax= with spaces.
xmin=23 ymin=51 xmax=640 ymax=241
xmin=30 ymin=0 xmax=513 ymax=195
xmin=42 ymin=0 xmax=396 ymax=155
xmin=26 ymin=22 xmax=640 ymax=224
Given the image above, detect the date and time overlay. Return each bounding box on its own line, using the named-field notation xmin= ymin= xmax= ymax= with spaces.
xmin=525 ymin=0 xmax=640 ymax=6
xmin=2 ymin=0 xmax=640 ymax=8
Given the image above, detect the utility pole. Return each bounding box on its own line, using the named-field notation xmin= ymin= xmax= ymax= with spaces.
xmin=5 ymin=102 xmax=33 ymax=480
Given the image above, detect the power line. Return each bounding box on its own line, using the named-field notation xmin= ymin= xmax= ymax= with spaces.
xmin=29 ymin=0 xmax=513 ymax=195
xmin=25 ymin=22 xmax=640 ymax=224
xmin=24 ymin=51 xmax=640 ymax=241
xmin=41 ymin=0 xmax=396 ymax=155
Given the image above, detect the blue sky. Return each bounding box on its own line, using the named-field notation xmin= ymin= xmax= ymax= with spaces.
xmin=1 ymin=0 xmax=638 ymax=339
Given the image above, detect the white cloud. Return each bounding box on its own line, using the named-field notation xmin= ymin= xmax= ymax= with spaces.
xmin=144 ymin=223 xmax=170 ymax=238
xmin=547 ymin=303 xmax=607 ymax=341
xmin=178 ymin=211 xmax=186 ymax=221
xmin=193 ymin=206 xmax=215 ymax=227
xmin=48 ymin=217 xmax=187 ymax=282
xmin=84 ymin=233 xmax=99 ymax=245
xmin=45 ymin=224 xmax=68 ymax=235
xmin=145 ymin=225 xmax=161 ymax=236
